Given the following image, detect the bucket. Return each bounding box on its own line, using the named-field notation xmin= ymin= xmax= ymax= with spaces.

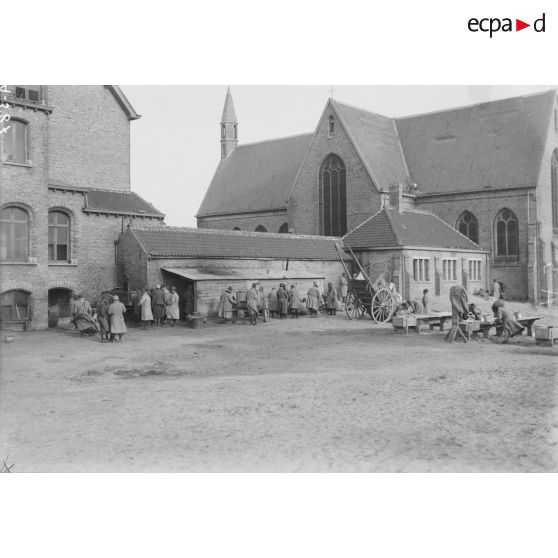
xmin=189 ymin=313 xmax=204 ymax=329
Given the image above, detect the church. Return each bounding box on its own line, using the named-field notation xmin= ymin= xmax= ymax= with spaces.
xmin=197 ymin=88 xmax=558 ymax=303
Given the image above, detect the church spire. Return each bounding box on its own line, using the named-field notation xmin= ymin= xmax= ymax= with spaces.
xmin=220 ymin=86 xmax=238 ymax=159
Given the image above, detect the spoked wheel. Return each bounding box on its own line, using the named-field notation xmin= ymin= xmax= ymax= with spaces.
xmin=371 ymin=288 xmax=396 ymax=323
xmin=345 ymin=291 xmax=365 ymax=320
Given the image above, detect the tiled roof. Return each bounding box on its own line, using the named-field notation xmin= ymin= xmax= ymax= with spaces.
xmin=343 ymin=207 xmax=483 ymax=251
xmin=85 ymin=188 xmax=165 ymax=217
xmin=333 ymin=100 xmax=410 ymax=191
xmin=196 ymin=133 xmax=313 ymax=217
xmin=131 ymin=226 xmax=346 ymax=260
xmin=396 ymin=90 xmax=556 ymax=194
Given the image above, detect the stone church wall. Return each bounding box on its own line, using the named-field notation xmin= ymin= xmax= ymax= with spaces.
xmin=415 ymin=190 xmax=530 ymax=300
xmin=288 ymin=105 xmax=382 ymax=236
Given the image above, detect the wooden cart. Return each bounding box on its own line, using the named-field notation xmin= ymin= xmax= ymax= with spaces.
xmin=336 ymin=244 xmax=397 ymax=323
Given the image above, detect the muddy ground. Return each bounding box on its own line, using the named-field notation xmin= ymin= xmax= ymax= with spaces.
xmin=1 ymin=297 xmax=557 ymax=472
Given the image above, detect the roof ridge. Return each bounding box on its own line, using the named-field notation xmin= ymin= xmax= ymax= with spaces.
xmin=132 ymin=225 xmax=342 ymax=242
xmin=395 ymin=88 xmax=557 ymax=122
xmin=381 ymin=206 xmax=403 ymax=246
xmin=342 ymin=206 xmax=385 ymax=239
xmin=332 ymin=98 xmax=394 ymax=121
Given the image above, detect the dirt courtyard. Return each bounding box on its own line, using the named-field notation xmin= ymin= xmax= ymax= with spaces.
xmin=1 ymin=304 xmax=557 ymax=472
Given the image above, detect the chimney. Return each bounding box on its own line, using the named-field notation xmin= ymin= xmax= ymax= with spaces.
xmin=388 ymin=182 xmax=416 ymax=212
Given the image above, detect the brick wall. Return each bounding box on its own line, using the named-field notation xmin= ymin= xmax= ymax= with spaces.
xmin=535 ymin=102 xmax=558 ymax=301
xmin=1 ymin=103 xmax=50 ymax=328
xmin=197 ymin=211 xmax=289 ymax=233
xmin=415 ymin=189 xmax=530 ymax=300
xmin=357 ymin=248 xmax=488 ymax=302
xmin=47 ymin=86 xmax=131 ymax=191
xmin=288 ymin=106 xmax=382 ymax=235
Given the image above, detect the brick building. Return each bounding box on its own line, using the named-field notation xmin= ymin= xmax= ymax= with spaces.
xmin=118 ymin=225 xmax=346 ymax=318
xmin=0 ymin=85 xmax=164 ymax=329
xmin=197 ymin=89 xmax=558 ymax=303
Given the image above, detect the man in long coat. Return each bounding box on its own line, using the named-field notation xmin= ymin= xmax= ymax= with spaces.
xmin=96 ymin=294 xmax=112 ymax=342
xmin=108 ymin=295 xmax=127 ymax=342
xmin=276 ymin=283 xmax=289 ymax=319
xmin=139 ymin=288 xmax=153 ymax=330
xmin=288 ymin=285 xmax=300 ymax=318
xmin=166 ymin=286 xmax=180 ymax=327
xmin=246 ymin=283 xmax=260 ymax=325
xmin=306 ymin=283 xmax=321 ymax=318
xmin=152 ymin=284 xmax=166 ymax=326
xmin=218 ymin=287 xmax=236 ymax=323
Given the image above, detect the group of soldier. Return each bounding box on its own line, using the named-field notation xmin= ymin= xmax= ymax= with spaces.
xmin=218 ymin=279 xmax=347 ymax=325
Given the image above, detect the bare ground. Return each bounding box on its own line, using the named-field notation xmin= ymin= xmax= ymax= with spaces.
xmin=1 ymin=299 xmax=557 ymax=472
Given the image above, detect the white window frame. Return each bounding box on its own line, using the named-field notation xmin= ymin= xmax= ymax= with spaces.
xmin=412 ymin=257 xmax=430 ymax=282
xmin=442 ymin=258 xmax=458 ymax=281
xmin=468 ymin=259 xmax=482 ymax=281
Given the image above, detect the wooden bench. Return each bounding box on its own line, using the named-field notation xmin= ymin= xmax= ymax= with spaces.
xmin=478 ymin=317 xmax=541 ymax=339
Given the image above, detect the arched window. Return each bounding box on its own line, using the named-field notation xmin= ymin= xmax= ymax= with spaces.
xmin=494 ymin=208 xmax=519 ymax=260
xmin=48 ymin=210 xmax=70 ymax=262
xmin=2 ymin=119 xmax=28 ymax=164
xmin=233 ymin=124 xmax=238 ymax=139
xmin=221 ymin=124 xmax=226 ymax=139
xmin=278 ymin=223 xmax=289 ymax=234
xmin=232 ymin=226 xmax=241 ymax=231
xmin=0 ymin=206 xmax=29 ymax=261
xmin=456 ymin=211 xmax=479 ymax=244
xmin=319 ymin=154 xmax=347 ymax=236
xmin=552 ymin=149 xmax=558 ymax=229
xmin=0 ymin=289 xmax=31 ymax=321
xmin=255 ymin=225 xmax=267 ymax=233
xmin=328 ymin=115 xmax=334 ymax=136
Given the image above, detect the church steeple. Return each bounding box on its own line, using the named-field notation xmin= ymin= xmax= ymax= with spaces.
xmin=220 ymin=86 xmax=238 ymax=159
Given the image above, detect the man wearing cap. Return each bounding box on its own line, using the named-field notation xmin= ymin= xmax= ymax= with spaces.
xmin=108 ymin=295 xmax=127 ymax=342
xmin=152 ymin=284 xmax=166 ymax=326
xmin=246 ymin=283 xmax=260 ymax=325
xmin=218 ymin=286 xmax=236 ymax=324
xmin=166 ymin=286 xmax=180 ymax=327
xmin=276 ymin=283 xmax=289 ymax=319
xmin=288 ymin=284 xmax=300 ymax=318
xmin=306 ymin=282 xmax=321 ymax=317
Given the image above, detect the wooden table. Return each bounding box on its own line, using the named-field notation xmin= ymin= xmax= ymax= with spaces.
xmin=478 ymin=317 xmax=541 ymax=339
xmin=413 ymin=312 xmax=452 ymax=332
xmin=392 ymin=312 xmax=452 ymax=334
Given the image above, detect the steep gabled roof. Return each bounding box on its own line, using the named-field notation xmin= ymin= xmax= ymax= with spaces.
xmin=104 ymin=86 xmax=141 ymax=120
xmin=85 ymin=188 xmax=165 ymax=218
xmin=332 ymin=100 xmax=410 ymax=191
xmin=196 ymin=133 xmax=313 ymax=217
xmin=343 ymin=207 xmax=482 ymax=251
xmin=130 ymin=226 xmax=345 ymax=260
xmin=396 ymin=89 xmax=556 ymax=194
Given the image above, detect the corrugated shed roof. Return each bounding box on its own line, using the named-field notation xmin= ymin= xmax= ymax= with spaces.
xmin=396 ymin=90 xmax=556 ymax=193
xmin=196 ymin=133 xmax=313 ymax=217
xmin=85 ymin=189 xmax=165 ymax=217
xmin=333 ymin=101 xmax=410 ymax=190
xmin=131 ymin=226 xmax=345 ymax=260
xmin=343 ymin=207 xmax=482 ymax=251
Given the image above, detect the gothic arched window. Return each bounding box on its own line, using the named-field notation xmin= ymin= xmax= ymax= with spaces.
xmin=255 ymin=225 xmax=267 ymax=233
xmin=0 ymin=206 xmax=29 ymax=261
xmin=328 ymin=115 xmax=334 ymax=136
xmin=552 ymin=149 xmax=558 ymax=229
xmin=278 ymin=223 xmax=289 ymax=234
xmin=319 ymin=154 xmax=347 ymax=236
xmin=494 ymin=208 xmax=519 ymax=261
xmin=456 ymin=211 xmax=479 ymax=244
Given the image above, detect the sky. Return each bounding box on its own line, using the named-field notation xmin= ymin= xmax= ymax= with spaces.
xmin=124 ymin=85 xmax=554 ymax=228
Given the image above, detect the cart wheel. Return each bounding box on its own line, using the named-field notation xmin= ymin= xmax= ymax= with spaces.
xmin=371 ymin=288 xmax=396 ymax=323
xmin=345 ymin=292 xmax=364 ymax=320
